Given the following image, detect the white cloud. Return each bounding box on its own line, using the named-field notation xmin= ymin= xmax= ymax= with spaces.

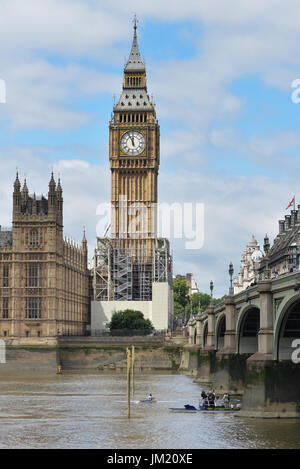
xmin=0 ymin=58 xmax=121 ymax=130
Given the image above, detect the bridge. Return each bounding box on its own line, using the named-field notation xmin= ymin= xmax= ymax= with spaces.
xmin=184 ymin=272 xmax=300 ymax=418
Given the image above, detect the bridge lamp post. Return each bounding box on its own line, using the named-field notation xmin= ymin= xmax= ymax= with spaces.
xmin=264 ymin=234 xmax=270 ymax=279
xmin=210 ymin=280 xmax=214 ymax=303
xmin=229 ymin=262 xmax=234 ymax=295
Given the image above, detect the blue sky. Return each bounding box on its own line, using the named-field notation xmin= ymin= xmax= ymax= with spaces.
xmin=1 ymin=1 xmax=300 ymax=296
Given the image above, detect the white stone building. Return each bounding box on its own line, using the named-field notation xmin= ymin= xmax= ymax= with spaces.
xmin=233 ymin=236 xmax=264 ymax=294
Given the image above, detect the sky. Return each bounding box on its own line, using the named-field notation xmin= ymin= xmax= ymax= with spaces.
xmin=1 ymin=0 xmax=300 ymax=296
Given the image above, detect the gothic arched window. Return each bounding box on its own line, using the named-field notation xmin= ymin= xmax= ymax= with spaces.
xmin=30 ymin=230 xmax=39 ymax=248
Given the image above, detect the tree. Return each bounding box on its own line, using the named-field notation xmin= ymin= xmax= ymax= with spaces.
xmin=173 ymin=276 xmax=226 ymax=326
xmin=173 ymin=278 xmax=189 ymax=308
xmin=190 ymin=292 xmax=200 ymax=315
xmin=173 ymin=278 xmax=190 ymax=324
xmin=212 ymin=295 xmax=225 ymax=305
xmin=173 ymin=301 xmax=185 ymax=319
xmin=199 ymin=293 xmax=212 ymax=312
xmin=109 ymin=309 xmax=154 ymax=332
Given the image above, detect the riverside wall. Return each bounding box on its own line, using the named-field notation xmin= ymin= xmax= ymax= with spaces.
xmin=179 ymin=344 xmax=300 ymax=418
xmin=0 ymin=337 xmax=182 ymax=375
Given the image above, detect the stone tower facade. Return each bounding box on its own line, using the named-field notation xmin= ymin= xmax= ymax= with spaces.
xmin=91 ymin=19 xmax=173 ymax=329
xmin=109 ymin=19 xmax=159 ymax=258
xmin=0 ymin=173 xmax=89 ymax=339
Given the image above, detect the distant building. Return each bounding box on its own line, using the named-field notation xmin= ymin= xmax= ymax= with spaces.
xmin=259 ymin=206 xmax=300 ymax=277
xmin=175 ymin=273 xmax=199 ymax=296
xmin=0 ymin=173 xmax=89 ymax=339
xmin=233 ymin=235 xmax=264 ymax=294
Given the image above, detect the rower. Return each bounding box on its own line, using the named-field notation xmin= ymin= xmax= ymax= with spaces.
xmin=147 ymin=393 xmax=153 ymax=401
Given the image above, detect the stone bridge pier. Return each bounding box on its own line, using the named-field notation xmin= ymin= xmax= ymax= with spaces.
xmin=183 ymin=272 xmax=300 ymax=418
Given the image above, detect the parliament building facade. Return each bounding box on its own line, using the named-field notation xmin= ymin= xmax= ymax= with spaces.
xmin=0 ymin=174 xmax=89 ymax=339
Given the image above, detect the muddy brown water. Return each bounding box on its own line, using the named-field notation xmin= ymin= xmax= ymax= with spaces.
xmin=0 ymin=371 xmax=299 ymax=449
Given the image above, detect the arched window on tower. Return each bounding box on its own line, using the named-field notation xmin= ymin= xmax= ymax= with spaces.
xmin=29 ymin=230 xmax=39 ymax=248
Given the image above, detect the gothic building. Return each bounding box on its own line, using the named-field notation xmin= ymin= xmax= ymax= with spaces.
xmin=259 ymin=206 xmax=300 ymax=276
xmin=91 ymin=20 xmax=173 ymax=332
xmin=0 ymin=173 xmax=89 ymax=339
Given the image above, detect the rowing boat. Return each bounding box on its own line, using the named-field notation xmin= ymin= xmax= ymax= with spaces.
xmin=169 ymin=404 xmax=241 ymax=413
xmin=139 ymin=399 xmax=157 ymax=403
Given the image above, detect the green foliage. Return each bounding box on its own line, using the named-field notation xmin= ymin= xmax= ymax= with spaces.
xmin=173 ymin=279 xmax=190 ymax=323
xmin=109 ymin=309 xmax=154 ymax=332
xmin=199 ymin=293 xmax=211 ymax=312
xmin=190 ymin=292 xmax=200 ymax=314
xmin=212 ymin=295 xmax=225 ymax=305
xmin=173 ymin=278 xmax=189 ymax=308
xmin=173 ymin=301 xmax=185 ymax=318
xmin=173 ymin=276 xmax=225 ymax=326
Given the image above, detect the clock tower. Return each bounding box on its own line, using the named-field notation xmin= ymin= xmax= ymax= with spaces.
xmin=92 ymin=18 xmax=172 ymax=326
xmin=109 ymin=18 xmax=159 ymax=257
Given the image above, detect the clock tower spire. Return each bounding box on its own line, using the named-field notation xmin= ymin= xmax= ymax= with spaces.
xmin=110 ymin=18 xmax=159 ymax=255
xmin=124 ymin=15 xmax=145 ymax=73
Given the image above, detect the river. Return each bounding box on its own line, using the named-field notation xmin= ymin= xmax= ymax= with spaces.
xmin=0 ymin=371 xmax=299 ymax=449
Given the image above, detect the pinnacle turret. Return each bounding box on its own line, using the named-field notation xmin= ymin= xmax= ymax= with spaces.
xmin=57 ymin=178 xmax=62 ymax=196
xmin=22 ymin=178 xmax=28 ymax=197
xmin=13 ymin=172 xmax=21 ymax=192
xmin=49 ymin=172 xmax=56 ymax=192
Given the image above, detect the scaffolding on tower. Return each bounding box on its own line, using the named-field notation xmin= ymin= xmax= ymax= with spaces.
xmin=113 ymin=246 xmax=133 ymax=301
xmin=92 ymin=237 xmax=172 ymax=302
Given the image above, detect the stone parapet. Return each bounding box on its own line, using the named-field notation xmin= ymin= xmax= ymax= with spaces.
xmin=257 ymin=279 xmax=272 ymax=293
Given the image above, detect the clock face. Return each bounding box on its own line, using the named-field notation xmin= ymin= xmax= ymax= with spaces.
xmin=121 ymin=131 xmax=145 ymax=155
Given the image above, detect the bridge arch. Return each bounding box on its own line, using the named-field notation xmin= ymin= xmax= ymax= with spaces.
xmin=236 ymin=305 xmax=260 ymax=354
xmin=215 ymin=313 xmax=226 ymax=350
xmin=274 ymin=295 xmax=300 ymax=360
xmin=202 ymin=320 xmax=208 ymax=347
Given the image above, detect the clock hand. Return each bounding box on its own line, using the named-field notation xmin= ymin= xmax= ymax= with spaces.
xmin=130 ymin=137 xmax=135 ymax=147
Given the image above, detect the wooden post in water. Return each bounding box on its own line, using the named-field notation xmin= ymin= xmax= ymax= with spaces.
xmin=127 ymin=347 xmax=131 ymax=418
xmin=131 ymin=345 xmax=135 ymax=397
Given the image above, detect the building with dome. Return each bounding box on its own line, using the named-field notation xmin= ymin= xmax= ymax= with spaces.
xmin=233 ymin=235 xmax=264 ymax=294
